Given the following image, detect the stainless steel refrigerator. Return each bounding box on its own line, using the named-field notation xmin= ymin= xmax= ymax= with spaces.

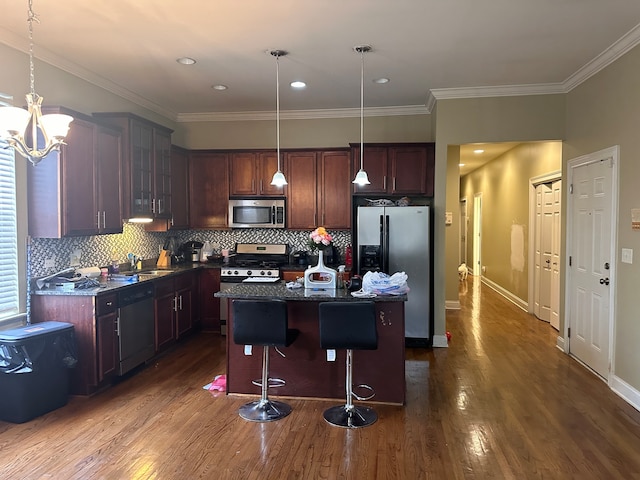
xmin=356 ymin=205 xmax=431 ymax=345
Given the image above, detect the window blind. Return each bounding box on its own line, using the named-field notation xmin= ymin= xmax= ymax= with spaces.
xmin=0 ymin=138 xmax=19 ymax=319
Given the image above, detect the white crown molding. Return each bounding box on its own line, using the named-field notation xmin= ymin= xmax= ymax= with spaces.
xmin=430 ymin=82 xmax=567 ymax=100
xmin=563 ymin=23 xmax=640 ymax=91
xmin=176 ymin=105 xmax=430 ymax=123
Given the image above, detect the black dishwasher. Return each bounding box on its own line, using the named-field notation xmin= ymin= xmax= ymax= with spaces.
xmin=118 ymin=283 xmax=155 ymax=375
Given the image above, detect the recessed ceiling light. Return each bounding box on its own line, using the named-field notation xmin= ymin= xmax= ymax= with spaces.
xmin=459 ymin=163 xmax=465 ymax=167
xmin=212 ymin=84 xmax=228 ymax=91
xmin=473 ymin=149 xmax=485 ymax=154
xmin=373 ymin=78 xmax=390 ymax=84
xmin=176 ymin=57 xmax=196 ymax=65
xmin=290 ymin=81 xmax=306 ymax=89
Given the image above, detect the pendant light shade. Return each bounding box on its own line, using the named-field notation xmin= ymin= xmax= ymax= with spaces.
xmin=269 ymin=49 xmax=288 ymax=187
xmin=352 ymin=45 xmax=371 ymax=186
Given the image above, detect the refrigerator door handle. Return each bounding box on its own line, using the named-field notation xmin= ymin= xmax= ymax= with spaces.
xmin=384 ymin=214 xmax=390 ymax=272
xmin=379 ymin=214 xmax=385 ymax=272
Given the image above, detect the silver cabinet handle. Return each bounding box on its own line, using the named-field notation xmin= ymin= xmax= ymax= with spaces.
xmin=178 ymin=295 xmax=183 ymax=310
xmin=383 ymin=176 xmax=387 ymax=190
xmin=102 ymin=211 xmax=106 ymax=228
xmin=393 ymin=177 xmax=396 ymax=191
xmin=97 ymin=211 xmax=101 ymax=229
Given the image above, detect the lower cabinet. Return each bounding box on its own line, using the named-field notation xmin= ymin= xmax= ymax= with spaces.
xmin=96 ymin=293 xmax=118 ymax=382
xmin=154 ymin=272 xmax=197 ymax=353
xmin=199 ymin=268 xmax=221 ymax=332
xmin=31 ymin=292 xmax=119 ymax=396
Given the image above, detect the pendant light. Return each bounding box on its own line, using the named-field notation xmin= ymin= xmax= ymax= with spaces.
xmin=352 ymin=45 xmax=371 ymax=185
xmin=269 ymin=49 xmax=288 ymax=187
xmin=0 ymin=0 xmax=73 ymax=165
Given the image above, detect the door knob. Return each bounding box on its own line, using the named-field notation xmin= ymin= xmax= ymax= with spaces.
xmin=600 ymin=278 xmax=610 ymax=285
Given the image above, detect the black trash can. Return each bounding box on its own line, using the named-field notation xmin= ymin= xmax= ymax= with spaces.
xmin=0 ymin=321 xmax=77 ymax=423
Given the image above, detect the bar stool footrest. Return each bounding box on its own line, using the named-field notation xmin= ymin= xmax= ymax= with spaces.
xmin=352 ymin=384 xmax=375 ymax=401
xmin=323 ymin=404 xmax=378 ymax=428
xmin=251 ymin=377 xmax=286 ymax=388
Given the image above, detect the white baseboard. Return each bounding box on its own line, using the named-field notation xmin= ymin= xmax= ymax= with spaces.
xmin=432 ymin=334 xmax=448 ymax=348
xmin=481 ymin=277 xmax=528 ymax=311
xmin=611 ymin=375 xmax=640 ymax=412
xmin=445 ymin=300 xmax=461 ymax=310
xmin=556 ymin=335 xmax=565 ymax=352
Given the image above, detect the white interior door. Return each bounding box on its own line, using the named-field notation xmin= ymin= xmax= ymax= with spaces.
xmin=460 ymin=198 xmax=467 ymax=265
xmin=567 ymin=149 xmax=616 ymax=379
xmin=473 ymin=194 xmax=482 ymax=276
xmin=534 ymin=184 xmax=553 ymax=322
xmin=550 ymin=180 xmax=562 ymax=330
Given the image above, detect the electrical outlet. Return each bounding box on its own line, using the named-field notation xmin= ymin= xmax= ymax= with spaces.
xmin=622 ymin=248 xmax=633 ymax=264
xmin=44 ymin=258 xmax=56 ymax=268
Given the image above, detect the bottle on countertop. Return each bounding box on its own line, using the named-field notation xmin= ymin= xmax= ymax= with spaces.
xmin=337 ymin=265 xmax=346 ymax=289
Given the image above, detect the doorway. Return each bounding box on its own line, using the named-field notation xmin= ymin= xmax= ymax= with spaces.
xmin=473 ymin=193 xmax=482 ymax=276
xmin=566 ymin=146 xmax=618 ymax=380
xmin=459 ymin=198 xmax=468 ymax=266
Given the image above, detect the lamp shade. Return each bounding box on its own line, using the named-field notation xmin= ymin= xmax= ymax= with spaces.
xmin=352 ymin=168 xmax=371 ymax=185
xmin=39 ymin=113 xmax=73 ymax=139
xmin=0 ymin=107 xmax=31 ymax=136
xmin=270 ymin=170 xmax=288 ymax=186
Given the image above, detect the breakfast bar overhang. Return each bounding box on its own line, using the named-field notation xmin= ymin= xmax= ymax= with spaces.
xmin=215 ymin=284 xmax=407 ymax=405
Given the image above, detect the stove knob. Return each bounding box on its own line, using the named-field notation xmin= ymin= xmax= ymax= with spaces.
xmin=247 ymin=270 xmax=252 ymax=276
xmin=260 ymin=271 xmax=265 ymax=276
xmin=265 ymin=271 xmax=271 ymax=276
xmin=233 ymin=270 xmax=239 ymax=275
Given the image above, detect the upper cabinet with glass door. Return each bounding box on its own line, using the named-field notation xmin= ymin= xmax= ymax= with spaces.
xmin=94 ymin=112 xmax=174 ymax=221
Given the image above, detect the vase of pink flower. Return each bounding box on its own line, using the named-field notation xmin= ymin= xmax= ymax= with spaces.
xmin=304 ymin=227 xmax=337 ymax=289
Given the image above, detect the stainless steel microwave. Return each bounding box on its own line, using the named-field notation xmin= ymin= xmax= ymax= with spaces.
xmin=228 ymin=198 xmax=285 ymax=228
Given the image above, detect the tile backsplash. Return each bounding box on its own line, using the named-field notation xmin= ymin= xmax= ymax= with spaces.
xmin=29 ymin=224 xmax=352 ymax=278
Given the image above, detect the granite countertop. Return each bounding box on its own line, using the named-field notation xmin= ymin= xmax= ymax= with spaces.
xmin=32 ymin=263 xmax=221 ymax=296
xmin=214 ymin=282 xmax=406 ymax=302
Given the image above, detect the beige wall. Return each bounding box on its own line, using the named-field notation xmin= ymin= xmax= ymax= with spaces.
xmin=460 ymin=142 xmax=562 ymax=302
xmin=565 ymin=45 xmax=640 ymax=390
xmin=181 ymin=115 xmax=432 ymax=150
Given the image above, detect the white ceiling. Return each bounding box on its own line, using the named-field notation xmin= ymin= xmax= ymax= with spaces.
xmin=1 ymin=0 xmax=640 ymax=123
xmin=1 ymin=1 xmax=639 ymax=171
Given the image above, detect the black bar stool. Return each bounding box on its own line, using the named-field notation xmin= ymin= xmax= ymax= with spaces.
xmin=319 ymin=301 xmax=378 ymax=428
xmin=232 ymin=299 xmax=299 ymax=422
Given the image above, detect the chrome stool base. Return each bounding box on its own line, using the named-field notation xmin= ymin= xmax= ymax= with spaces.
xmin=239 ymin=399 xmax=292 ymax=422
xmin=323 ymin=404 xmax=378 ymax=428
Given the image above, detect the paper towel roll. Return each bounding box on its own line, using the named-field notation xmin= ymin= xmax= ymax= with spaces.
xmin=76 ymin=266 xmax=101 ymax=278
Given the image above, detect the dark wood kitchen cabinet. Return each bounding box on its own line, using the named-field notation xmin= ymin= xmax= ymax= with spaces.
xmin=154 ymin=272 xmax=196 ymax=353
xmin=96 ymin=293 xmax=118 ymax=382
xmin=169 ymin=145 xmax=190 ymax=230
xmin=286 ymin=149 xmax=351 ymax=229
xmin=93 ymin=112 xmax=173 ymax=221
xmin=189 ymin=151 xmax=229 ymax=229
xmin=351 ymin=143 xmax=435 ymax=196
xmin=229 ymin=150 xmax=285 ymax=197
xmin=31 ymin=292 xmax=119 ymax=395
xmin=28 ymin=108 xmax=123 ymax=237
xmin=199 ymin=268 xmax=221 ymax=332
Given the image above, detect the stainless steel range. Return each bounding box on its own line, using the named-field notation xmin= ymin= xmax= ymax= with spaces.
xmin=219 ymin=243 xmax=289 ymax=334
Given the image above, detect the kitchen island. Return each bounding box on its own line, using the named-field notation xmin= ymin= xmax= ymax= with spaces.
xmin=215 ymin=283 xmax=407 ymax=404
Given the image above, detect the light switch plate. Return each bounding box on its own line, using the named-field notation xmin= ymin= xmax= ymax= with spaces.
xmin=622 ymin=248 xmax=633 ymax=264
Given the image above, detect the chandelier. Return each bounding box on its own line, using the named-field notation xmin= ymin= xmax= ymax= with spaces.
xmin=269 ymin=49 xmax=288 ymax=187
xmin=352 ymin=45 xmax=371 ymax=186
xmin=0 ymin=0 xmax=73 ymax=166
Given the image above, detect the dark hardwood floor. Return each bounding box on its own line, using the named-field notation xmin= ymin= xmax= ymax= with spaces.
xmin=2 ymin=276 xmax=640 ymax=479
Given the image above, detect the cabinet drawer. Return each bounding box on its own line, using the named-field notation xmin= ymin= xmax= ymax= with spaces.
xmin=174 ymin=272 xmax=194 ymax=290
xmin=96 ymin=293 xmax=118 ymax=316
xmin=154 ymin=277 xmax=175 ymax=297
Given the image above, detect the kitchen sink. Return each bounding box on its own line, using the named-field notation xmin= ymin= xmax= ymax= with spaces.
xmin=137 ymin=270 xmax=174 ymax=276
xmin=125 ymin=269 xmax=176 ymax=281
